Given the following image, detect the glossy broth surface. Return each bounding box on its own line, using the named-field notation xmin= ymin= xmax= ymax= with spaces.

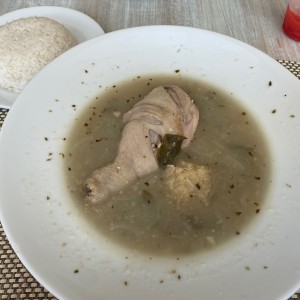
xmin=65 ymin=75 xmax=271 ymax=256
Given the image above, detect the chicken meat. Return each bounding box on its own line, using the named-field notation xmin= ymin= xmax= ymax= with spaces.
xmin=83 ymin=85 xmax=199 ymax=203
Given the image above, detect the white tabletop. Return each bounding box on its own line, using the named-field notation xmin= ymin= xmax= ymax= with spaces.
xmin=0 ymin=0 xmax=299 ymax=61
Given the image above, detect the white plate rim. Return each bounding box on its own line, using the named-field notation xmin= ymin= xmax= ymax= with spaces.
xmin=0 ymin=25 xmax=300 ymax=300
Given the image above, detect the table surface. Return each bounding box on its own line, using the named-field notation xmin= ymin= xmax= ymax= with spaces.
xmin=0 ymin=1 xmax=300 ymax=300
xmin=0 ymin=0 xmax=300 ymax=61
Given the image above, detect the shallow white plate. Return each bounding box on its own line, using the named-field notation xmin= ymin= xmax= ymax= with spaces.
xmin=0 ymin=26 xmax=300 ymax=300
xmin=0 ymin=6 xmax=105 ymax=108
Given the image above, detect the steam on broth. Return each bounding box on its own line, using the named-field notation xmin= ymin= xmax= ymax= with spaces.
xmin=65 ymin=75 xmax=270 ymax=256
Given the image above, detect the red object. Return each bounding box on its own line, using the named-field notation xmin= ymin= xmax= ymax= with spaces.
xmin=283 ymin=4 xmax=300 ymax=41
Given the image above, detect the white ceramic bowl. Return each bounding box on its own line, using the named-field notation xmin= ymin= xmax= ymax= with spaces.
xmin=0 ymin=26 xmax=300 ymax=300
xmin=0 ymin=6 xmax=105 ymax=108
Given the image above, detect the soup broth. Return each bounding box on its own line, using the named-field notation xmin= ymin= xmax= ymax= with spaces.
xmin=65 ymin=75 xmax=271 ymax=256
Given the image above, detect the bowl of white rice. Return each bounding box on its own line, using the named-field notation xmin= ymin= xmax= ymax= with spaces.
xmin=0 ymin=17 xmax=77 ymax=92
xmin=0 ymin=6 xmax=104 ymax=108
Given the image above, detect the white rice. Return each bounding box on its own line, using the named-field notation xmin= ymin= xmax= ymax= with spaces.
xmin=0 ymin=17 xmax=77 ymax=92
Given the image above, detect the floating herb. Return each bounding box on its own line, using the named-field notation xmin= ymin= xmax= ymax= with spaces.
xmin=157 ymin=134 xmax=186 ymax=168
